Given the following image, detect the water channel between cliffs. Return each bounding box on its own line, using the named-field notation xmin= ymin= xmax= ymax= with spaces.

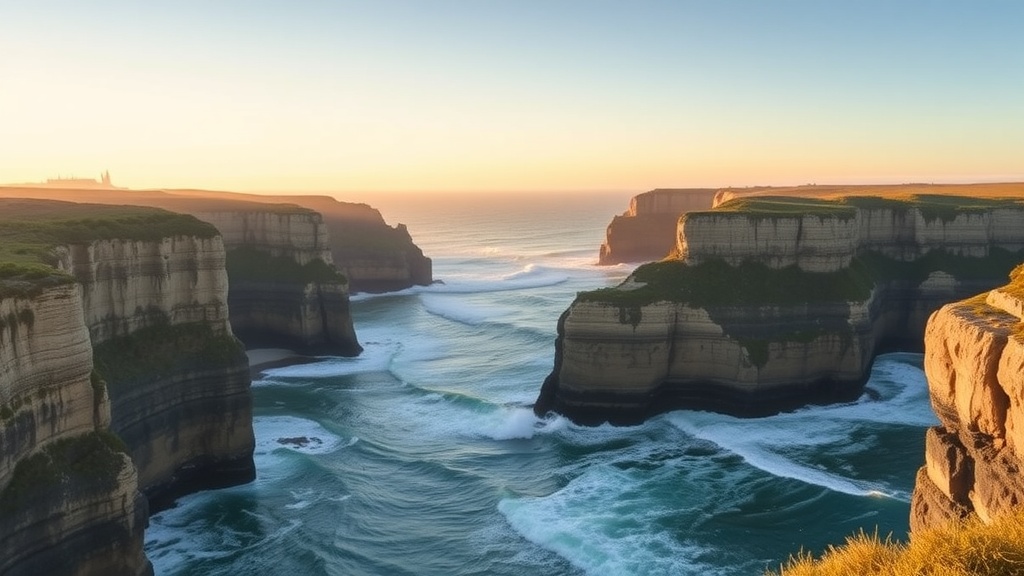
xmin=145 ymin=192 xmax=937 ymax=576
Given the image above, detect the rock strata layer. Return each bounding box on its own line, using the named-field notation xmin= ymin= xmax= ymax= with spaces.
xmin=1 ymin=285 xmax=151 ymax=575
xmin=193 ymin=209 xmax=361 ymax=355
xmin=538 ymin=195 xmax=1024 ymax=424
xmin=55 ymin=227 xmax=255 ymax=510
xmin=598 ymin=188 xmax=717 ymax=265
xmin=910 ymin=265 xmax=1024 ymax=532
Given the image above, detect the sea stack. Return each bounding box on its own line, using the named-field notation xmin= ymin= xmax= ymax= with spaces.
xmin=537 ymin=194 xmax=1024 ymax=424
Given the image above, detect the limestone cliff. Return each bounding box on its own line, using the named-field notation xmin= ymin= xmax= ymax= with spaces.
xmin=910 ymin=265 xmax=1024 ymax=532
xmin=193 ymin=209 xmax=361 ymax=356
xmin=56 ymin=233 xmax=256 ymax=507
xmin=598 ymin=188 xmax=717 ymax=265
xmin=1 ymin=284 xmax=149 ymax=575
xmin=161 ymin=190 xmax=433 ymax=293
xmin=538 ymin=195 xmax=1024 ymax=424
xmin=0 ymin=199 xmax=257 ymax=574
xmin=0 ymin=186 xmax=433 ymax=293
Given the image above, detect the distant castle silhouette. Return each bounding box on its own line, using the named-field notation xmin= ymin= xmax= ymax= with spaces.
xmin=39 ymin=170 xmax=119 ymax=189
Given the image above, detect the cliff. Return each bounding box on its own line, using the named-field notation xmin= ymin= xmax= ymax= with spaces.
xmin=159 ymin=190 xmax=433 ymax=293
xmin=0 ymin=186 xmax=434 ymax=294
xmin=909 ymin=265 xmax=1024 ymax=532
xmin=598 ymin=188 xmax=717 ymax=265
xmin=0 ymin=284 xmax=149 ymax=576
xmin=0 ymin=199 xmax=257 ymax=574
xmin=537 ymin=194 xmax=1024 ymax=424
xmin=192 ymin=209 xmax=361 ymax=356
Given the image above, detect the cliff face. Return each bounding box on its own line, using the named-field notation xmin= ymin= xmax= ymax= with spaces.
xmin=193 ymin=210 xmax=361 ymax=355
xmin=598 ymin=189 xmax=717 ymax=265
xmin=55 ymin=233 xmax=255 ymax=509
xmin=910 ymin=266 xmax=1024 ymax=532
xmin=0 ymin=285 xmax=149 ymax=575
xmin=165 ymin=191 xmax=433 ymax=293
xmin=538 ymin=196 xmax=1024 ymax=424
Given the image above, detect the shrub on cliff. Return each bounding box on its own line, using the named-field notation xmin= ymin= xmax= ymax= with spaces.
xmin=226 ymin=247 xmax=347 ymax=285
xmin=768 ymin=510 xmax=1024 ymax=576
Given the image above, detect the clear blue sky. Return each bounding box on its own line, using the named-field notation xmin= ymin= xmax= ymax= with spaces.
xmin=2 ymin=1 xmax=1022 ymax=192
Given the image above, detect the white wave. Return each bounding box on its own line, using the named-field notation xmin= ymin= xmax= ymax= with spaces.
xmin=352 ymin=263 xmax=571 ymax=300
xmin=499 ymin=469 xmax=730 ymax=576
xmin=663 ymin=355 xmax=932 ymax=499
xmin=420 ymin=293 xmax=513 ymax=326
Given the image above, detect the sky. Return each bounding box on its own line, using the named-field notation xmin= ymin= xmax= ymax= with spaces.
xmin=1 ymin=1 xmax=1023 ymax=193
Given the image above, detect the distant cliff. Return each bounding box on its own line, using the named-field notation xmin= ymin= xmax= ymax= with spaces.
xmin=161 ymin=190 xmax=433 ymax=293
xmin=0 ymin=199 xmax=257 ymax=574
xmin=537 ymin=195 xmax=1024 ymax=424
xmin=193 ymin=209 xmax=361 ymax=356
xmin=598 ymin=188 xmax=717 ymax=265
xmin=910 ymin=265 xmax=1024 ymax=532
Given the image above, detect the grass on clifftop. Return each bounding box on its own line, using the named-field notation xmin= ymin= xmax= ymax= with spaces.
xmin=0 ymin=198 xmax=218 ymax=298
xmin=768 ymin=510 xmax=1024 ymax=576
xmin=578 ymin=258 xmax=876 ymax=309
xmin=704 ymin=194 xmax=1024 ymax=224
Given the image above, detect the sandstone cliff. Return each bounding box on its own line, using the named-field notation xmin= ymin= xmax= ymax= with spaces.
xmin=0 ymin=284 xmax=150 ymax=576
xmin=192 ymin=209 xmax=361 ymax=356
xmin=910 ymin=265 xmax=1024 ymax=532
xmin=161 ymin=190 xmax=432 ymax=293
xmin=598 ymin=188 xmax=717 ymax=265
xmin=538 ymin=195 xmax=1024 ymax=424
xmin=1 ymin=199 xmax=258 ymax=574
xmin=0 ymin=186 xmax=434 ymax=294
xmin=57 ymin=232 xmax=256 ymax=507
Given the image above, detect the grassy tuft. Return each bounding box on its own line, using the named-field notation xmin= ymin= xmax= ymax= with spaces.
xmin=768 ymin=510 xmax=1024 ymax=576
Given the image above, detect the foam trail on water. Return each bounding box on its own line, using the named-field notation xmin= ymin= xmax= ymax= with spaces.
xmin=666 ymin=355 xmax=932 ymax=499
xmin=420 ymin=293 xmax=514 ymax=327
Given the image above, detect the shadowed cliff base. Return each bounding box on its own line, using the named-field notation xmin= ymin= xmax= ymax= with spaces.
xmin=538 ymin=191 xmax=1024 ymax=425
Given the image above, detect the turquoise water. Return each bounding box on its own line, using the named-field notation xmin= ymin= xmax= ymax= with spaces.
xmin=145 ymin=192 xmax=937 ymax=575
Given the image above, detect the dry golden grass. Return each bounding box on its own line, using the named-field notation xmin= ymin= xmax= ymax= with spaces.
xmin=769 ymin=509 xmax=1024 ymax=576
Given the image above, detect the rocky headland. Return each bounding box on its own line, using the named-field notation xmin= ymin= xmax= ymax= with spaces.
xmin=0 ymin=186 xmax=371 ymax=355
xmin=0 ymin=199 xmax=256 ymax=574
xmin=598 ymin=188 xmax=718 ymax=265
xmin=910 ymin=264 xmax=1024 ymax=532
xmin=158 ymin=189 xmax=433 ymax=293
xmin=537 ymin=193 xmax=1024 ymax=424
xmin=192 ymin=207 xmax=361 ymax=355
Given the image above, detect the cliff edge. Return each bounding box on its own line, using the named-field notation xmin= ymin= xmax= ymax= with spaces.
xmin=910 ymin=264 xmax=1024 ymax=532
xmin=598 ymin=188 xmax=717 ymax=265
xmin=538 ymin=194 xmax=1024 ymax=424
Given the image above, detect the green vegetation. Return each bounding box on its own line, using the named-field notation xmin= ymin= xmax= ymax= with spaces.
xmin=707 ymin=196 xmax=858 ymax=220
xmin=92 ymin=320 xmax=245 ymax=393
xmin=768 ymin=510 xmax=1024 ymax=576
xmin=0 ymin=199 xmax=217 ymax=297
xmin=578 ymin=258 xmax=876 ymax=310
xmin=226 ymin=246 xmax=347 ymax=285
xmin=0 ymin=431 xmax=128 ymax=513
xmin=706 ymin=193 xmax=1024 ymax=225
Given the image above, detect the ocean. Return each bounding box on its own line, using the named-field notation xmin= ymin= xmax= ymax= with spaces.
xmin=144 ymin=192 xmax=937 ymax=575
